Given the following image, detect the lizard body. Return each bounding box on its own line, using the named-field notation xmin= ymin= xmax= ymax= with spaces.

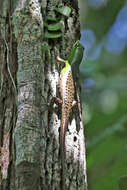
xmin=57 ymin=40 xmax=84 ymax=189
xmin=59 ymin=60 xmax=75 ymax=190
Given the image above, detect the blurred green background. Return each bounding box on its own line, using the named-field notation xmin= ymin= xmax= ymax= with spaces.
xmin=79 ymin=0 xmax=127 ymax=190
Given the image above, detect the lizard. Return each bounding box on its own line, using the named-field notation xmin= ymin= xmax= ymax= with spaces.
xmin=57 ymin=57 xmax=76 ymax=190
xmin=56 ymin=41 xmax=84 ymax=190
xmin=56 ymin=56 xmax=75 ymax=190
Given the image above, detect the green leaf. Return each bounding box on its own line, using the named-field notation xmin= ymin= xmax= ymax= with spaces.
xmin=44 ymin=22 xmax=63 ymax=31
xmin=46 ymin=16 xmax=57 ymax=21
xmin=55 ymin=6 xmax=71 ymax=17
xmin=68 ymin=40 xmax=84 ymax=65
xmin=44 ymin=32 xmax=62 ymax=39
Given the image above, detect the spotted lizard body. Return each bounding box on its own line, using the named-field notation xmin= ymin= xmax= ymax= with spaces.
xmin=59 ymin=60 xmax=75 ymax=190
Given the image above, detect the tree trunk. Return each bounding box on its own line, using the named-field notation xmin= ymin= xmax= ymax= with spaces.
xmin=0 ymin=0 xmax=87 ymax=189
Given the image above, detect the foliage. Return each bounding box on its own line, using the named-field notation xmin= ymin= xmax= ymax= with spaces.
xmin=80 ymin=0 xmax=127 ymax=189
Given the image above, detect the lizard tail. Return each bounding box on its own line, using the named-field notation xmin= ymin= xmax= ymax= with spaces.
xmin=60 ymin=117 xmax=68 ymax=190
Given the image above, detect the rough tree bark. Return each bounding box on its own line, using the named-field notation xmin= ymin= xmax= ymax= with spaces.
xmin=0 ymin=0 xmax=87 ymax=189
